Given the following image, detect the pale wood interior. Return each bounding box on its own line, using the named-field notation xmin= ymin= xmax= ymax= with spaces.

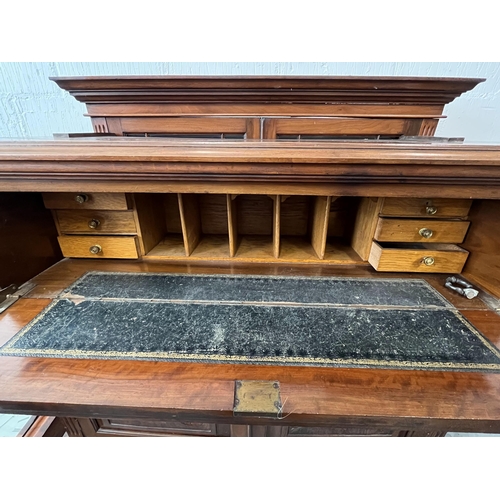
xmin=43 ymin=190 xmax=489 ymax=278
xmin=143 ymin=193 xmax=363 ymax=265
xmin=462 ymin=200 xmax=500 ymax=298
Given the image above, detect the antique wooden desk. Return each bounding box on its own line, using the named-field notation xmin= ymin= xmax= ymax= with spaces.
xmin=1 ymin=76 xmax=500 ymax=437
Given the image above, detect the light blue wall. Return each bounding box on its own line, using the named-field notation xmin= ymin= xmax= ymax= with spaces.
xmin=1 ymin=62 xmax=499 ymax=141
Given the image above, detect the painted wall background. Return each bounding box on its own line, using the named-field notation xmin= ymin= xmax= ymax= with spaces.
xmin=1 ymin=62 xmax=499 ymax=141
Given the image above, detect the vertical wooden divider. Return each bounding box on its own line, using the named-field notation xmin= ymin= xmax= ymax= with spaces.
xmin=311 ymin=196 xmax=332 ymax=259
xmin=273 ymin=195 xmax=281 ymax=258
xmin=178 ymin=194 xmax=201 ymax=256
xmin=351 ymin=197 xmax=384 ymax=261
xmin=245 ymin=118 xmax=261 ymax=139
xmin=227 ymin=194 xmax=239 ymax=257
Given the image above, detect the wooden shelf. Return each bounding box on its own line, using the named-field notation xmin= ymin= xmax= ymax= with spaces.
xmin=143 ymin=234 xmax=185 ymax=259
xmin=144 ymin=234 xmax=365 ymax=265
xmin=139 ymin=192 xmax=368 ymax=265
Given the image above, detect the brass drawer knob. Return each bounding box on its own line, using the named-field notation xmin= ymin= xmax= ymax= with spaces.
xmin=421 ymin=256 xmax=435 ymax=266
xmin=88 ymin=219 xmax=101 ymax=229
xmin=426 ymin=206 xmax=438 ymax=215
xmin=75 ymin=194 xmax=88 ymax=204
xmin=89 ymin=245 xmax=102 ymax=255
xmin=419 ymin=228 xmax=433 ymax=239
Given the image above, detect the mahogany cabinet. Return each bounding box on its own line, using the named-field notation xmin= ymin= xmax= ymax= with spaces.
xmin=2 ymin=76 xmax=500 ymax=437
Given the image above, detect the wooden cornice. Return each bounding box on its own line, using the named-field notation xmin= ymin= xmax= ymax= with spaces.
xmin=1 ymin=138 xmax=500 ymax=164
xmin=50 ymin=76 xmax=484 ymax=106
xmin=1 ymin=140 xmax=500 ymax=198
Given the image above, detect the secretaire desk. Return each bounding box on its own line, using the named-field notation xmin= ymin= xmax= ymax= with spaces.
xmin=1 ymin=76 xmax=500 ymax=437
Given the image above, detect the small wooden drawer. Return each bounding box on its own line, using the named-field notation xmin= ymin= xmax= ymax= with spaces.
xmin=374 ymin=218 xmax=470 ymax=243
xmin=96 ymin=418 xmax=219 ymax=437
xmin=369 ymin=242 xmax=469 ymax=273
xmin=43 ymin=192 xmax=129 ymax=210
xmin=380 ymin=198 xmax=472 ymax=218
xmin=57 ymin=236 xmax=139 ymax=259
xmin=55 ymin=210 xmax=137 ymax=234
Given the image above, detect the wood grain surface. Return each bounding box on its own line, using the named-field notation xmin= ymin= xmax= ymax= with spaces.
xmin=0 ymin=260 xmax=500 ymax=432
xmin=380 ymin=198 xmax=473 ymax=218
xmin=1 ymin=259 xmax=499 ymax=434
xmin=374 ymin=218 xmax=470 ymax=243
xmin=369 ymin=242 xmax=469 ymax=273
xmin=57 ymin=235 xmax=139 ymax=259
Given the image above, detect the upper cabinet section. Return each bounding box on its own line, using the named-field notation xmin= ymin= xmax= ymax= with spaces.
xmin=50 ymin=76 xmax=485 ymax=139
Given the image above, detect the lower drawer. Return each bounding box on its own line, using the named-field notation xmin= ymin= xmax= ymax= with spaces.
xmin=57 ymin=235 xmax=139 ymax=259
xmin=368 ymin=242 xmax=469 ymax=273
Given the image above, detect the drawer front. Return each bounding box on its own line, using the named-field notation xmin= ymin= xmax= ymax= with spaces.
xmin=43 ymin=192 xmax=129 ymax=210
xmin=374 ymin=218 xmax=470 ymax=243
xmin=95 ymin=418 xmax=221 ymax=437
xmin=56 ymin=210 xmax=137 ymax=234
xmin=369 ymin=242 xmax=469 ymax=273
xmin=58 ymin=235 xmax=139 ymax=259
xmin=380 ymin=198 xmax=472 ymax=218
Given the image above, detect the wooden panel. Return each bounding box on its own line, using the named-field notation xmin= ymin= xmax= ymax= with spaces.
xmin=351 ymin=197 xmax=384 ymax=261
xmin=199 ymin=194 xmax=228 ymax=234
xmin=369 ymin=242 xmax=469 ymax=273
xmin=132 ymin=194 xmax=166 ymax=255
xmin=462 ymin=200 xmax=500 ymax=299
xmin=280 ymin=196 xmax=310 ymax=236
xmin=9 ymin=179 xmax=500 ymax=200
xmin=178 ymin=193 xmax=201 ymax=256
xmin=164 ymin=193 xmax=182 ymax=233
xmin=120 ymin=117 xmax=249 ymax=134
xmin=43 ymin=192 xmax=128 ymax=210
xmin=86 ymin=102 xmax=447 ymax=118
xmin=273 ymin=195 xmax=280 ymax=258
xmin=57 ymin=235 xmax=139 ymax=259
xmin=374 ymin=218 xmax=470 ymax=243
xmin=328 ymin=197 xmax=358 ymax=239
xmin=55 ymin=209 xmax=137 ymax=234
xmin=402 ymin=119 xmax=424 ymax=136
xmin=245 ymin=118 xmax=261 ymax=139
xmin=380 ymin=198 xmax=472 ymax=218
xmin=106 ymin=118 xmax=124 ymax=135
xmin=95 ymin=418 xmax=221 ymax=437
xmin=262 ymin=119 xmax=277 ymax=139
xmin=0 ymin=193 xmax=61 ymax=289
xmin=287 ymin=426 xmax=394 ymax=436
xmin=273 ymin=117 xmax=408 ymax=136
xmin=227 ymin=195 xmax=238 ymax=257
xmin=236 ymin=195 xmax=273 ymax=235
xmin=311 ymin=196 xmax=332 ymax=259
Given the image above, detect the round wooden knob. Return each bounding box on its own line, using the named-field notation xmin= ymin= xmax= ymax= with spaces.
xmin=75 ymin=194 xmax=88 ymax=204
xmin=422 ymin=256 xmax=435 ymax=266
xmin=426 ymin=206 xmax=438 ymax=215
xmin=419 ymin=228 xmax=434 ymax=239
xmin=88 ymin=219 xmax=100 ymax=229
xmin=89 ymin=245 xmax=102 ymax=255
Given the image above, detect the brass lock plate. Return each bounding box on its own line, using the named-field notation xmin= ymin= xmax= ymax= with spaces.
xmin=233 ymin=380 xmax=282 ymax=418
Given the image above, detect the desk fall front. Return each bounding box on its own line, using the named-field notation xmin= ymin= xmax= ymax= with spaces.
xmin=1 ymin=76 xmax=500 ymax=437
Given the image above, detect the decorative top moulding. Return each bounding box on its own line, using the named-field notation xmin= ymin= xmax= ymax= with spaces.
xmin=49 ymin=75 xmax=485 ymax=106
